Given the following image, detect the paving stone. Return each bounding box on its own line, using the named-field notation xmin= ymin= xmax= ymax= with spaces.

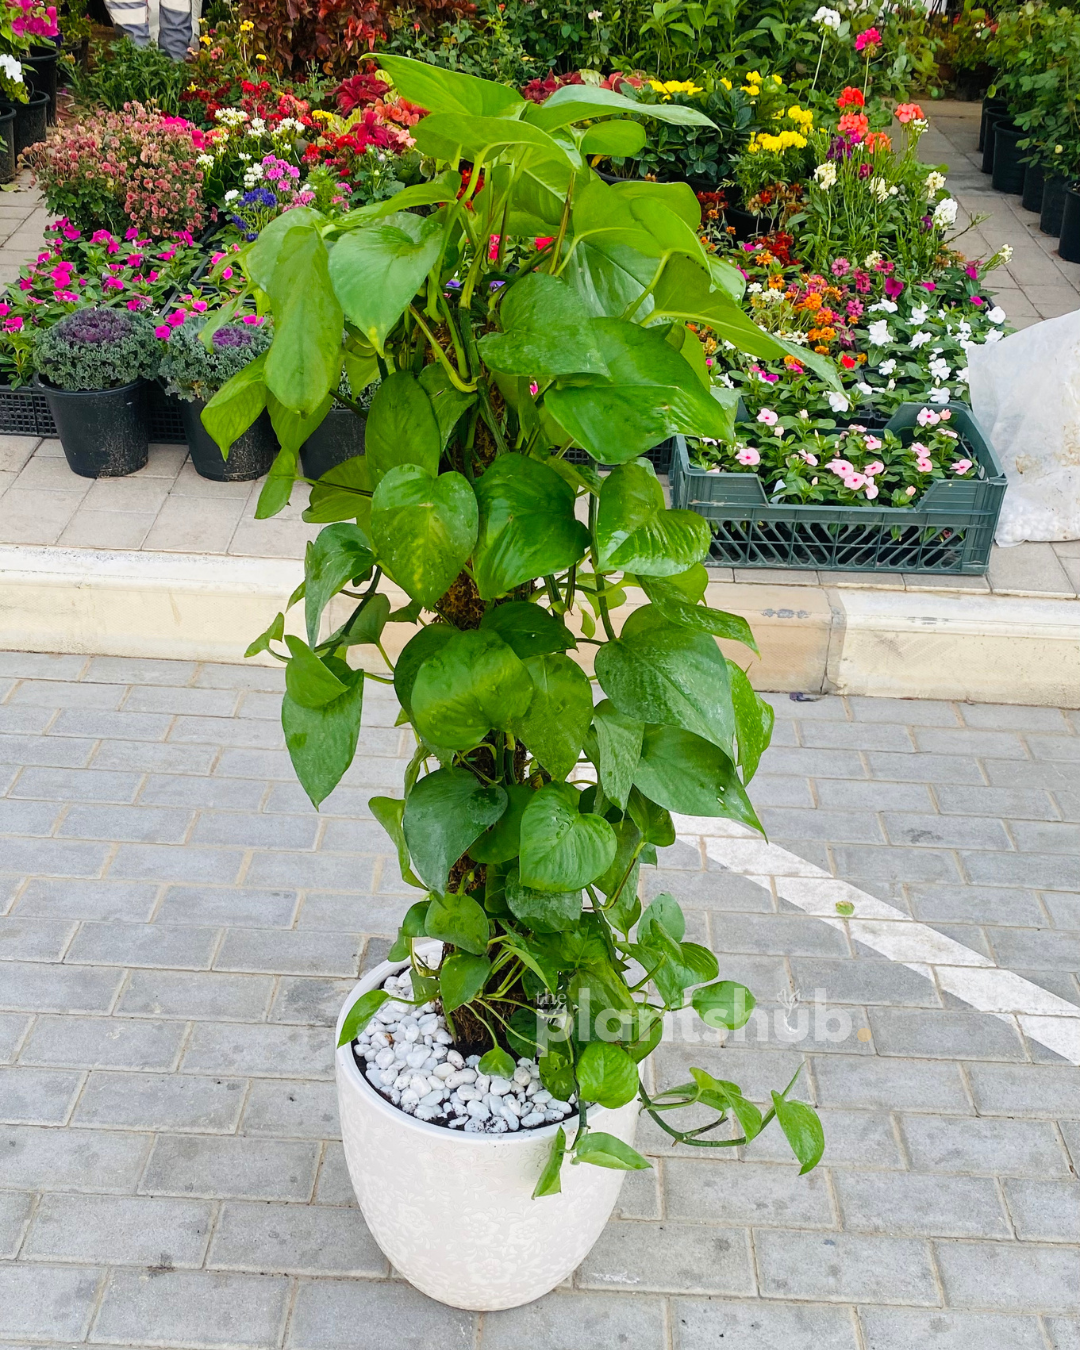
xmin=191 ymin=810 xmax=319 ymax=850
xmin=1045 ymin=1317 xmax=1080 ymax=1350
xmin=0 ymin=1012 xmax=29 ymax=1063
xmin=834 ymin=1171 xmax=1009 ymax=1238
xmin=755 ymin=1231 xmax=938 ymax=1305
xmin=697 ymin=912 xmax=849 ymax=957
xmin=866 ymin=1007 xmax=1026 ymax=1061
xmin=1027 ymin=734 xmax=1080 ymax=762
xmin=214 ymin=927 xmax=363 ymax=977
xmin=0 ymin=652 xmax=87 ymax=679
xmin=139 ymin=774 xmax=268 ymax=810
xmin=830 ymin=845 xmax=962 ymax=883
xmin=1002 ymin=1178 xmax=1080 ymax=1241
xmin=8 ymin=679 xmax=126 ymax=709
xmin=0 ymin=915 xmax=77 ymax=961
xmin=74 ymin=1071 xmax=247 ymax=1133
xmin=288 ymin=1276 xmax=477 ymax=1350
xmin=0 ymin=1124 xmax=151 ymax=1192
xmin=65 ymin=921 xmax=219 ymax=970
xmin=966 ymin=1062 xmax=1080 ymax=1118
xmin=125 ymin=685 xmax=239 ymax=717
xmin=313 ymin=1141 xmax=355 ymax=1205
xmin=815 ymin=779 xmax=934 ymax=811
xmin=93 ymin=740 xmax=218 ymax=773
xmin=0 ymin=732 xmax=95 ymax=769
xmin=0 ymin=960 xmax=124 ymax=1013
xmin=196 ymin=662 xmax=285 ymax=692
xmin=24 ymin=1193 xmax=213 ymax=1266
xmin=92 ymin=1268 xmax=290 ymax=1348
xmin=959 ymin=704 xmax=1070 ymax=732
xmin=672 ymin=1298 xmax=859 ymax=1349
xmin=119 ymin=969 xmax=274 ymax=1022
xmin=295 ymin=893 xmax=407 ymax=933
xmin=169 ymin=715 xmax=285 ymax=748
xmin=107 ymin=844 xmax=245 ymax=884
xmin=0 ymin=1188 xmax=31 ymax=1256
xmin=240 ymin=1078 xmax=340 ymax=1139
xmin=85 ymin=656 xmax=199 ymax=686
xmin=810 ymin=1056 xmax=972 ymax=1112
xmin=0 ymin=1263 xmax=103 ymax=1341
xmin=59 ymin=803 xmax=193 ymax=844
xmin=934 ymin=1241 xmax=1080 ymax=1313
xmin=882 ymin=812 xmax=1011 ymax=850
xmin=789 ymin=957 xmax=940 ymax=1008
xmin=153 ymin=884 xmax=297 ymax=928
xmin=182 ymin=1021 xmax=334 ymax=1079
xmin=0 ymin=799 xmax=64 ymax=835
xmin=761 ymin=807 xmax=885 ymax=844
xmin=10 ymin=766 xmax=144 ymax=802
xmin=207 ymin=1201 xmax=388 ymax=1275
xmin=865 ymin=752 xmax=986 ymax=784
xmin=1008 ymin=820 xmax=1080 ymax=854
xmin=985 ymin=928 xmax=1080 ymax=971
xmin=800 ymin=723 xmax=915 ymax=753
xmin=614 ymin=1162 xmax=662 ymax=1219
xmin=856 ymin=1308 xmax=1048 ymax=1349
xmin=575 ymin=1219 xmax=756 ymax=1294
xmin=905 ymin=884 xmax=1047 ymax=927
xmin=139 ymin=1135 xmax=320 ymax=1200
xmin=12 ymin=877 xmax=158 ymax=922
xmin=270 ymin=976 xmax=355 ymax=1027
xmin=757 ymin=747 xmax=868 ymax=779
xmin=0 ymin=837 xmax=110 ymax=877
xmin=243 ymin=850 xmax=378 ymax=892
xmin=665 ymin=1159 xmax=834 ymax=1228
xmin=20 ymin=1014 xmax=186 ymax=1070
xmin=0 ymin=1066 xmax=81 ymax=1124
xmin=963 ymin=850 xmax=1080 ymax=890
xmin=50 ymin=709 xmax=175 ymax=741
xmin=901 ymin=1115 xmax=1070 ymax=1176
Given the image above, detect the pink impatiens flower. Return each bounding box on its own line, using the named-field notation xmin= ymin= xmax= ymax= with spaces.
xmin=736 ymin=447 xmax=761 ymax=466
xmin=154 ymin=325 xmax=170 ymax=339
xmin=950 ymin=459 xmax=973 ymax=473
xmin=757 ymin=408 xmax=778 ymax=426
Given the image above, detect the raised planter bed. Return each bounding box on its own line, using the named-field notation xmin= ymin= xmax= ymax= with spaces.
xmin=669 ymin=402 xmax=1006 ymax=575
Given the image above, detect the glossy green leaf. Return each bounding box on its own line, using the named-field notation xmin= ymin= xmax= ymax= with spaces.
xmin=478 ymin=1046 xmax=516 ymax=1079
xmin=263 ymin=223 xmax=344 ymax=415
xmin=439 ymin=952 xmax=492 ymax=1012
xmin=364 ymin=372 xmax=441 ymax=483
xmin=245 ymin=610 xmax=284 ymax=659
xmin=579 ymin=119 xmax=647 ymax=157
xmin=468 ymin=782 xmax=533 ymax=865
xmin=402 ymin=767 xmax=508 ymax=892
xmin=303 ymin=453 xmax=373 ymax=524
xmin=410 ymin=629 xmax=533 ymax=750
xmin=728 ymin=659 xmax=774 ymax=783
xmin=609 ymin=179 xmax=705 ymax=233
xmin=596 ymin=461 xmax=710 ymax=576
xmin=418 ymin=362 xmax=476 ymax=450
xmin=322 ymin=593 xmax=391 ymax=651
xmin=505 ymin=868 xmax=582 ymax=934
xmin=478 ymin=273 xmax=608 ymax=379
xmin=377 ymin=55 xmax=525 ymax=118
xmin=626 ymin=785 xmax=676 ymax=847
xmin=393 ymin=624 xmax=455 ymax=721
xmin=771 ymin=1091 xmax=825 ymax=1175
xmin=282 ymin=662 xmax=364 ymax=807
xmin=518 ymin=782 xmax=617 ymax=891
xmin=691 ymin=981 xmax=756 ymax=1031
xmin=530 ymin=81 xmax=715 ymax=130
xmin=370 ymin=465 xmax=478 ymax=608
xmin=337 ymin=988 xmax=388 ymax=1047
xmin=413 ymin=113 xmax=573 ymax=169
xmin=569 ymin=177 xmax=663 ymax=257
xmin=532 ymin=1124 xmax=566 ymax=1198
xmin=369 ymin=794 xmax=423 ymax=889
xmin=268 ymin=391 xmax=334 ymax=458
xmin=329 ymin=210 xmax=444 ymax=354
xmin=632 ymin=723 xmax=762 ymax=829
xmin=591 ymin=700 xmax=644 ymax=810
xmin=255 ymin=442 xmax=298 ymax=519
xmin=641 ymin=576 xmax=758 ymax=653
xmin=546 ymin=319 xmax=734 ymax=463
xmin=576 ymin=1040 xmax=640 ymax=1109
xmin=478 ymin=602 xmax=575 ymax=658
xmin=689 ymin=1068 xmax=762 ymax=1138
xmin=303 ymin=523 xmax=374 ymax=647
xmin=201 ymin=354 xmax=267 ymax=457
xmin=595 ymin=607 xmax=734 ymax=752
xmin=472 ymin=454 xmax=589 ymax=600
xmin=637 ymin=891 xmax=685 ymax=944
xmin=512 ymin=654 xmax=592 ymax=781
xmin=572 ymin=1131 xmax=651 ymax=1170
xmin=284 ymin=635 xmax=350 ymax=709
xmin=425 ymin=891 xmax=491 ymax=957
xmin=388 ymin=897 xmax=430 ymax=959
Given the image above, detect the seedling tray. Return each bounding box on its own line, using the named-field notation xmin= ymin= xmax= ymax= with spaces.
xmin=668 ymin=402 xmax=1006 ymax=575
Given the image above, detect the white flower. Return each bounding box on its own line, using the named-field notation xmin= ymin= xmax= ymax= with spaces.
xmin=910 ymin=331 xmax=932 ymax=349
xmin=863 ymin=251 xmax=882 ymax=268
xmin=984 ymin=328 xmax=1004 ymax=344
xmin=932 ymin=197 xmax=958 ymax=228
xmin=813 ymin=5 xmax=842 ymax=25
xmin=869 ymin=299 xmax=898 ymax=314
xmin=196 ymin=154 xmax=214 ymax=168
xmin=877 ymin=358 xmax=896 ymax=375
xmin=998 ymin=244 xmax=1013 ymax=263
xmin=827 ymin=391 xmax=850 ymax=413
xmin=886 ymin=378 xmax=895 ymax=390
xmin=955 ymin=365 xmax=970 ymax=383
xmin=224 ymin=189 xmax=240 ymax=202
xmin=956 ymin=320 xmax=972 ymax=340
xmin=856 ymin=381 xmax=873 ymax=396
xmin=987 ymin=305 xmax=1006 ymax=324
xmin=588 ymin=8 xmax=603 ymax=18
xmin=928 ymin=357 xmax=950 ymax=381
xmin=747 ymin=282 xmax=763 ymax=294
xmin=867 ymin=319 xmax=891 ymax=346
xmin=924 ymin=171 xmax=946 ymax=195
xmin=0 ymin=55 xmax=23 ymax=82
xmin=910 ymin=304 xmax=928 ymax=324
xmin=929 ymin=387 xmax=951 ymax=404
xmin=814 ymin=162 xmax=837 ymax=189
xmin=869 ymin=176 xmax=890 ymax=202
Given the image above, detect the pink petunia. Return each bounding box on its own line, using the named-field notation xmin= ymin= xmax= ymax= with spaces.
xmin=154 ymin=325 xmax=170 ymax=339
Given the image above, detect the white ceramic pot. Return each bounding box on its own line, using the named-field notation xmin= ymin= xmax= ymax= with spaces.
xmin=334 ymin=943 xmax=641 ymax=1311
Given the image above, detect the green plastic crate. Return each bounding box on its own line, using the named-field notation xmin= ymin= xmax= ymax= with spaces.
xmin=669 ymin=401 xmax=1006 ymax=575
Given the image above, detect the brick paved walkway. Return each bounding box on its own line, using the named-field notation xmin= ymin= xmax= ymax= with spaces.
xmin=1 ymin=652 xmax=1079 ymax=1349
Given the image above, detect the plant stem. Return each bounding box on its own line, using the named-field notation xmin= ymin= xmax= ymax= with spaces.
xmin=588 ymin=495 xmax=617 ymax=641
xmin=407 ymin=305 xmax=476 ymax=392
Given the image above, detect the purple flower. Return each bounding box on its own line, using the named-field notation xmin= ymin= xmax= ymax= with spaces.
xmin=211 ymin=324 xmax=256 ymax=350
xmin=56 ymin=307 xmax=137 ymax=345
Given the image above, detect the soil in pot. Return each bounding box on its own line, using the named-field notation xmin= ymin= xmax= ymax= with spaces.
xmin=0 ymin=105 xmax=14 ymax=183
xmin=991 ymin=123 xmax=1027 ymax=195
xmin=981 ymin=108 xmax=1010 ymax=175
xmin=1023 ymin=161 xmax=1045 ymax=213
xmin=36 ymin=376 xmax=149 ymax=477
xmin=300 ymin=402 xmax=365 ymax=481
xmin=181 ymin=399 xmax=277 ymax=481
xmin=353 ymin=967 xmax=575 ymax=1134
xmin=1041 ymin=175 xmax=1069 ymax=236
xmin=10 ymin=89 xmax=48 ymax=156
xmin=1058 ymin=186 xmax=1080 ymax=263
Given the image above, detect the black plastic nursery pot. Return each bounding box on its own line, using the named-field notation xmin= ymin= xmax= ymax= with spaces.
xmin=182 ymin=398 xmax=277 ymax=481
xmin=990 ymin=123 xmax=1028 ymax=195
xmin=1022 ymin=161 xmax=1046 ymax=213
xmin=1041 ymin=175 xmax=1069 ymax=236
xmin=300 ymin=403 xmax=366 ymax=482
xmin=24 ymin=45 xmax=57 ymax=123
xmin=10 ymin=89 xmax=48 ymax=157
xmin=35 ymin=376 xmax=149 ymax=478
xmin=981 ymin=108 xmax=1011 ymax=175
xmin=0 ymin=104 xmax=15 ymax=183
xmin=978 ymin=96 xmax=1007 ymax=153
xmin=1058 ymin=186 xmax=1080 ymax=263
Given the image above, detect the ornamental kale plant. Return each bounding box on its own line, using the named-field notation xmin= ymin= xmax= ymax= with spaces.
xmin=206 ymin=57 xmax=835 ymax=1192
xmin=158 ymin=313 xmax=273 ymax=403
xmin=34 ymin=305 xmax=160 ymax=390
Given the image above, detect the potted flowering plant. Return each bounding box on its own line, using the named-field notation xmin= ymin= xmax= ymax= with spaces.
xmin=158 ymin=310 xmax=276 ymax=480
xmin=204 ymin=56 xmax=835 ymax=1312
xmin=33 ymin=305 xmax=158 ymax=476
xmin=0 ymin=0 xmax=57 ymax=153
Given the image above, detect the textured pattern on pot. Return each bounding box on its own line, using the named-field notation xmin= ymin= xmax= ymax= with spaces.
xmin=335 ymin=944 xmax=640 ymax=1311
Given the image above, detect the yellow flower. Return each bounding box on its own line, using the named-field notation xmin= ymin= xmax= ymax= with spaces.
xmin=199 ymin=33 xmax=211 ymax=44
xmin=239 ymin=19 xmax=253 ymax=30
xmin=745 ymin=70 xmax=762 ymax=81
xmin=772 ymin=73 xmax=783 ymax=83
xmin=720 ymin=77 xmax=732 ymax=89
xmin=187 ymin=81 xmax=197 ymax=90
xmin=255 ymin=53 xmax=266 ymax=60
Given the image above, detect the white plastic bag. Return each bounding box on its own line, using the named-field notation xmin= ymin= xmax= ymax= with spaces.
xmin=967 ymin=310 xmax=1080 ymax=545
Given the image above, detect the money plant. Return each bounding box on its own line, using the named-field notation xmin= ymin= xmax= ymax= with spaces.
xmin=207 ymin=55 xmax=831 ymax=1193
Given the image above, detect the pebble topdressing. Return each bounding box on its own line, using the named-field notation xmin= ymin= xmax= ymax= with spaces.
xmin=352 ymin=970 xmax=575 ymax=1133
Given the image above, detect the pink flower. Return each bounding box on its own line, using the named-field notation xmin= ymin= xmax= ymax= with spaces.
xmin=102 ymin=277 xmax=124 ymax=291
xmin=241 ymin=314 xmax=263 ymax=325
xmin=950 ymin=459 xmax=973 ymax=473
xmin=736 ymin=447 xmax=761 ymax=466
xmin=970 ymin=295 xmax=984 ymax=306
xmin=864 ymin=459 xmax=885 ymax=476
xmin=488 ymin=234 xmax=501 ymax=261
xmin=166 ymin=309 xmax=185 ymax=327
xmin=916 ymin=457 xmax=933 ymax=473
xmin=864 ymin=483 xmax=879 ymax=499
xmin=965 ymin=264 xmax=978 ymax=279
xmin=920 ymin=281 xmax=936 ymax=291
xmin=905 ymin=485 xmax=917 ymax=496
xmin=798 ymin=450 xmax=818 ymax=466
xmin=529 ymin=381 xmax=539 ymax=395
xmin=222 ymin=267 xmax=234 ymax=280
xmin=830 ymin=258 xmax=851 ymax=277
xmin=916 ymin=408 xmax=939 ymax=427
xmin=55 ymin=290 xmax=78 ymax=301
xmin=91 ymin=229 xmax=112 ymax=243
xmin=855 ymin=26 xmax=881 ymax=50
xmin=863 ymin=436 xmax=882 ymax=451
xmin=827 ymin=459 xmax=854 ymax=476
xmin=125 ymin=226 xmax=140 ymax=241
xmin=192 ymin=299 xmax=208 ymax=313
xmin=211 ymin=252 xmax=225 ymax=265
xmin=757 ymin=408 xmax=778 ymax=426
xmin=939 ymin=409 xmax=952 ymax=420
xmin=883 ymin=277 xmax=904 ymax=299
xmin=0 ymin=303 xmax=9 ymax=317
xmin=3 ymin=315 xmax=23 ymax=331
xmin=844 ymin=472 xmax=867 ymax=490
xmin=154 ymin=324 xmax=170 ymax=339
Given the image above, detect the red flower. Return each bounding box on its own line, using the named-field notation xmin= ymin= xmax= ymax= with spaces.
xmin=836 ymin=86 xmax=865 ymax=109
xmin=840 ymin=354 xmax=857 ymax=369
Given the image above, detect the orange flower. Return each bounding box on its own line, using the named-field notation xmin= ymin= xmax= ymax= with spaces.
xmin=896 ymin=102 xmax=925 ymax=124
xmin=802 ymin=292 xmax=823 ymax=310
xmin=817 ymin=326 xmax=836 ymax=341
xmin=838 ymin=111 xmax=870 ymax=139
xmin=768 ymin=274 xmax=785 ymax=289
xmin=856 ymin=352 xmax=867 ymax=363
xmin=814 ymin=344 xmax=829 ymax=354
xmin=864 ymin=131 xmax=892 ymax=151
xmin=836 ymin=86 xmax=865 ymax=109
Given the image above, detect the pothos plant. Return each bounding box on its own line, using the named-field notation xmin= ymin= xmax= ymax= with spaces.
xmin=203 ymin=55 xmax=835 ymax=1194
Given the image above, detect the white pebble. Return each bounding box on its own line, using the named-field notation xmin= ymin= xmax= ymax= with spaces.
xmin=474 ymin=1074 xmax=490 ymax=1093
xmin=533 ymin=1089 xmax=552 ymax=1105
xmin=420 ymin=1091 xmax=445 ymax=1108
xmin=406 ymin=1048 xmax=428 ymax=1069
xmin=415 ymin=1106 xmax=439 ymax=1120
xmin=456 ymin=1085 xmax=480 ymax=1102
xmin=466 ymin=1055 xmax=480 ymax=1067
xmin=365 ymin=1065 xmax=382 ymax=1084
xmin=418 ymin=1014 xmax=439 ymax=1034
xmin=520 ymin=1111 xmax=546 ymax=1128
xmin=433 ymin=1062 xmax=456 ymax=1081
xmin=488 ymin=1077 xmax=511 ymax=1096
xmin=502 ymin=1095 xmax=521 ymax=1116
xmin=427 ymin=1075 xmax=446 ymax=1093
xmin=548 ymin=1098 xmax=570 ymax=1112
xmin=466 ymin=1099 xmax=490 ymax=1120
xmin=513 ymin=1067 xmax=532 ymax=1086
xmin=421 ymin=1056 xmax=438 ymax=1073
xmin=393 ymin=1073 xmax=411 ymax=1092
xmin=502 ymin=1105 xmax=520 ymax=1129
xmin=409 ymin=1074 xmax=430 ymax=1096
xmin=371 ymin=1031 xmax=390 ymax=1049
xmin=447 ymin=1050 xmax=464 ymax=1068
xmin=375 ymin=1049 xmax=395 ymax=1069
xmin=402 ymin=1024 xmax=420 ymax=1043
xmin=435 ymin=1030 xmax=454 ymax=1045
xmin=379 ymin=1068 xmax=397 ymax=1086
xmin=400 ymin=1089 xmax=419 ymax=1108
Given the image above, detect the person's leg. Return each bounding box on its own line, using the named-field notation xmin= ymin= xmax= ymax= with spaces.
xmin=103 ymin=0 xmax=150 ymax=44
xmin=157 ymin=0 xmax=193 ymax=57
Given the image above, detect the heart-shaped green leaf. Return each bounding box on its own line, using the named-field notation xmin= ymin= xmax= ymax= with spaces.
xmin=402 ymin=767 xmax=508 ymax=893
xmin=512 ymin=654 xmax=593 ymax=781
xmin=439 ymin=952 xmax=492 ymax=1012
xmin=633 ymin=724 xmax=762 ymax=830
xmin=692 ymin=981 xmax=756 ymax=1031
xmin=365 ymin=371 xmax=441 ymax=483
xmin=576 ymin=1040 xmax=640 ymax=1109
xmin=596 ymin=461 xmax=710 ymax=576
xmin=479 ymin=602 xmax=575 ymax=658
xmin=518 ymin=782 xmax=617 ymax=891
xmin=371 ymin=465 xmax=478 ymax=608
xmin=469 ymin=782 xmax=533 ymax=865
xmin=426 ymin=891 xmax=490 ymax=957
xmin=410 ymin=630 xmax=534 ymax=751
xmin=284 ymin=636 xmax=350 ymax=709
xmin=282 ymin=662 xmax=364 ymax=807
xmin=303 ymin=523 xmax=374 ymax=647
xmin=592 ymin=700 xmax=644 ymax=810
xmin=505 ymin=868 xmax=582 ymax=933
xmin=478 ymin=273 xmax=609 ymax=379
xmin=329 ymin=210 xmax=444 ymax=354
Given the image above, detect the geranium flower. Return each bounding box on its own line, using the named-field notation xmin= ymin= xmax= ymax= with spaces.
xmin=854 ymin=26 xmax=880 ymax=50
xmin=840 ymin=353 xmax=856 ymax=370
xmin=895 ymin=102 xmax=926 ymax=124
xmin=836 ymin=87 xmax=865 ymax=109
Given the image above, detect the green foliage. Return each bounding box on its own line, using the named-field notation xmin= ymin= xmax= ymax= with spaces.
xmin=72 ymin=37 xmax=189 ymax=117
xmin=230 ymin=56 xmax=825 ymax=1194
xmin=34 ymin=307 xmax=161 ymax=391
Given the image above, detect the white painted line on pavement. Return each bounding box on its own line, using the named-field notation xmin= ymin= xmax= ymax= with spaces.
xmin=672 ymin=815 xmax=1080 ymax=1067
